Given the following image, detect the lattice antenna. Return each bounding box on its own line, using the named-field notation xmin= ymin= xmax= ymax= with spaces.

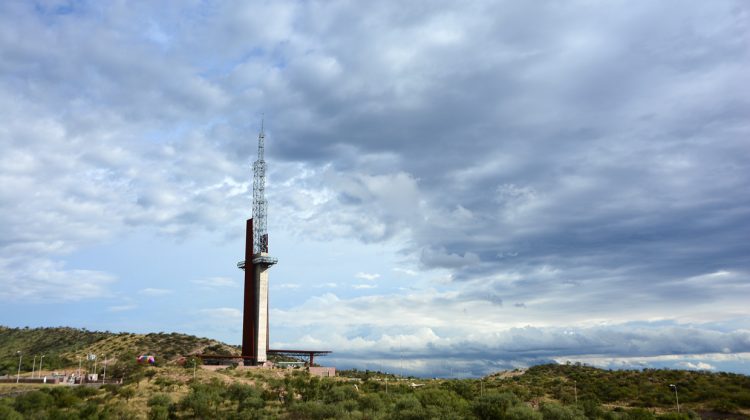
xmin=252 ymin=121 xmax=268 ymax=254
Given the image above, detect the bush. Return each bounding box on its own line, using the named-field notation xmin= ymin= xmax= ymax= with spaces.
xmin=100 ymin=400 xmax=139 ymax=420
xmin=13 ymin=390 xmax=54 ymax=414
xmin=287 ymin=401 xmax=341 ymax=419
xmin=623 ymin=408 xmax=655 ymax=420
xmin=325 ymin=384 xmax=359 ymax=403
xmin=227 ymin=383 xmax=264 ymax=411
xmin=506 ymin=404 xmax=543 ymax=420
xmin=180 ymin=382 xmax=224 ymax=418
xmin=416 ymin=388 xmax=469 ymax=417
xmin=656 ymin=413 xmax=691 ymax=420
xmin=0 ymin=400 xmax=23 ymax=420
xmin=47 ymin=386 xmax=81 ymax=408
xmin=472 ymin=392 xmax=520 ymax=419
xmin=394 ymin=395 xmax=428 ymax=420
xmin=580 ymin=398 xmax=603 ymax=418
xmin=119 ymin=386 xmax=136 ymax=401
xmin=540 ymin=402 xmax=586 ymax=420
xmin=74 ymin=386 xmax=99 ymax=398
xmin=359 ymin=393 xmax=384 ymax=412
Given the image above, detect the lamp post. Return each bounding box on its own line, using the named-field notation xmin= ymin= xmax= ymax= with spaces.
xmin=78 ymin=356 xmax=82 ymax=379
xmin=16 ymin=352 xmax=22 ymax=384
xmin=669 ymin=384 xmax=680 ymax=413
xmin=103 ymin=355 xmax=107 ymax=383
xmin=39 ymin=355 xmax=45 ymax=378
xmin=31 ymin=355 xmax=37 ymax=378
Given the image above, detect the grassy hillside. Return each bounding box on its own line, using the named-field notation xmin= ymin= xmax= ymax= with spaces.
xmin=1 ymin=326 xmax=749 ymax=419
xmin=0 ymin=326 xmax=237 ymax=375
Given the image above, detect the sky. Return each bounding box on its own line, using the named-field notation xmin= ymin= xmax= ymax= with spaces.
xmin=1 ymin=0 xmax=749 ymax=377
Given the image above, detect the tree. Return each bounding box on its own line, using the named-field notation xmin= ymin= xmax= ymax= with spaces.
xmin=540 ymin=402 xmax=586 ymax=420
xmin=148 ymin=394 xmax=173 ymax=420
xmin=506 ymin=404 xmax=543 ymax=420
xmin=472 ymin=392 xmax=520 ymax=420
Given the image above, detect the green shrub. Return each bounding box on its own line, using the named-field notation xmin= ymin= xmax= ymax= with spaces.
xmin=0 ymin=401 xmax=23 ymax=420
xmin=74 ymin=385 xmax=99 ymax=398
xmin=13 ymin=390 xmax=54 ymax=414
xmin=46 ymin=386 xmax=81 ymax=408
xmin=581 ymin=398 xmax=603 ymax=419
xmin=655 ymin=413 xmax=691 ymax=420
xmin=359 ymin=393 xmax=384 ymax=412
xmin=287 ymin=401 xmax=341 ymax=419
xmin=325 ymin=384 xmax=359 ymax=403
xmin=394 ymin=395 xmax=428 ymax=420
xmin=119 ymin=386 xmax=136 ymax=401
xmin=180 ymin=382 xmax=223 ymax=418
xmin=624 ymin=408 xmax=656 ymax=420
xmin=472 ymin=392 xmax=520 ymax=419
xmin=506 ymin=404 xmax=543 ymax=420
xmin=416 ymin=388 xmax=469 ymax=417
xmin=540 ymin=402 xmax=586 ymax=420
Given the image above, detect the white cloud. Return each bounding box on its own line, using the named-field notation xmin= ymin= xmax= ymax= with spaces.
xmin=353 ymin=284 xmax=377 ymax=289
xmin=393 ymin=267 xmax=418 ymax=276
xmin=355 ymin=272 xmax=380 ymax=281
xmin=192 ymin=277 xmax=238 ymax=288
xmin=1 ymin=0 xmax=749 ymax=376
xmin=199 ymin=307 xmax=243 ymax=320
xmin=0 ymin=257 xmax=115 ymax=302
xmin=677 ymin=361 xmax=716 ymax=370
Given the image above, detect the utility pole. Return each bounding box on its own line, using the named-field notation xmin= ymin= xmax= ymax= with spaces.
xmin=669 ymin=384 xmax=680 ymax=413
xmin=103 ymin=355 xmax=107 ymax=383
xmin=39 ymin=355 xmax=45 ymax=378
xmin=31 ymin=355 xmax=37 ymax=378
xmin=16 ymin=351 xmax=22 ymax=384
xmin=78 ymin=356 xmax=82 ymax=379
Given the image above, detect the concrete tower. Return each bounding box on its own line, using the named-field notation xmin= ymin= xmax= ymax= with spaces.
xmin=238 ymin=123 xmax=277 ymax=365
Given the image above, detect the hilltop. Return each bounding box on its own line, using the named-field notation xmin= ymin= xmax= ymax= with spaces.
xmin=0 ymin=326 xmax=237 ymax=375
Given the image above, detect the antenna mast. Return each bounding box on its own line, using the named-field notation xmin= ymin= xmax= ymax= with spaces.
xmin=252 ymin=121 xmax=268 ymax=254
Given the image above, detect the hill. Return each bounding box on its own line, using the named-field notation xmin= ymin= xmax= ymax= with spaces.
xmin=1 ymin=326 xmax=749 ymax=419
xmin=0 ymin=325 xmax=237 ymax=375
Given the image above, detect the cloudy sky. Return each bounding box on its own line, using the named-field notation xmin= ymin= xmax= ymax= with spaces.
xmin=1 ymin=0 xmax=749 ymax=377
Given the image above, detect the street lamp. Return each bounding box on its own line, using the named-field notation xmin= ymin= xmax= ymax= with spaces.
xmin=31 ymin=355 xmax=37 ymax=378
xmin=39 ymin=355 xmax=45 ymax=378
xmin=669 ymin=384 xmax=680 ymax=413
xmin=16 ymin=352 xmax=22 ymax=384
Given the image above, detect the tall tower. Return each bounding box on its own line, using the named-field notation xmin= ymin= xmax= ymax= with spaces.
xmin=239 ymin=122 xmax=277 ymax=365
xmin=253 ymin=121 xmax=268 ymax=255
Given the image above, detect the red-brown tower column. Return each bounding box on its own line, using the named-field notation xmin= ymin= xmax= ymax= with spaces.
xmin=241 ymin=218 xmax=257 ymax=364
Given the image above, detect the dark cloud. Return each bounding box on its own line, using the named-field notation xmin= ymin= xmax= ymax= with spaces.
xmin=1 ymin=0 xmax=748 ymax=371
